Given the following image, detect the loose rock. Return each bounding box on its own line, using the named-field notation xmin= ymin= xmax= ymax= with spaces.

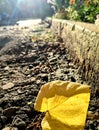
xmin=2 ymin=127 xmax=18 ymax=130
xmin=3 ymin=107 xmax=19 ymax=117
xmin=2 ymin=82 xmax=14 ymax=90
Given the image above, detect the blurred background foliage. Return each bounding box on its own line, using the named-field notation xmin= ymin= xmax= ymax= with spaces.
xmin=0 ymin=0 xmax=54 ymax=21
xmin=48 ymin=0 xmax=99 ymax=23
xmin=0 ymin=0 xmax=99 ymax=23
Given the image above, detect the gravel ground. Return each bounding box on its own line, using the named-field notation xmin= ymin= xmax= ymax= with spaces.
xmin=0 ymin=21 xmax=99 ymax=130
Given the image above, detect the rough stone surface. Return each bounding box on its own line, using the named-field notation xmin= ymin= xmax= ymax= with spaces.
xmin=51 ymin=18 xmax=99 ymax=88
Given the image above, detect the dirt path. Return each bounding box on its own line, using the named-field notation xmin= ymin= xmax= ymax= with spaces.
xmin=0 ymin=20 xmax=99 ymax=130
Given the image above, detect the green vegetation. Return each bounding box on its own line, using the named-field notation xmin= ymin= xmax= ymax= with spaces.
xmin=48 ymin=0 xmax=99 ymax=23
xmin=30 ymin=29 xmax=56 ymax=43
xmin=0 ymin=0 xmax=98 ymax=23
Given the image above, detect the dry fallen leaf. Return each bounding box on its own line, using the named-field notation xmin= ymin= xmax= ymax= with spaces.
xmin=34 ymin=80 xmax=90 ymax=130
xmin=31 ymin=36 xmax=38 ymax=42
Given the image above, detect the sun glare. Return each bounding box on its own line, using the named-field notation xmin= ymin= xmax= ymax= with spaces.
xmin=8 ymin=0 xmax=42 ymax=25
xmin=8 ymin=0 xmax=22 ymax=24
xmin=6 ymin=0 xmax=52 ymax=25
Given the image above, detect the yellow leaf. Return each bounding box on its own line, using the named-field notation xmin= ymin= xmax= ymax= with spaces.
xmin=34 ymin=80 xmax=90 ymax=130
